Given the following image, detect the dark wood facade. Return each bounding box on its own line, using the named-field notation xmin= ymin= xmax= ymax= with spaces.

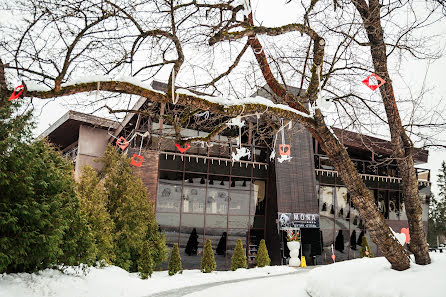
xmin=275 ymin=123 xmax=318 ymax=214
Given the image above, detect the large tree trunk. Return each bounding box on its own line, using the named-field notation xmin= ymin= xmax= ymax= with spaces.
xmin=247 ymin=35 xmax=411 ymax=270
xmin=352 ymin=0 xmax=431 ymax=265
xmin=313 ymin=110 xmax=410 ymax=270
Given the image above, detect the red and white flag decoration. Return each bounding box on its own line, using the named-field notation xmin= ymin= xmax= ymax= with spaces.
xmin=279 ymin=144 xmax=291 ymax=156
xmin=362 ymin=73 xmax=386 ymax=91
xmin=175 ymin=143 xmax=190 ymax=153
xmin=130 ymin=154 xmax=144 ymax=167
xmin=116 ymin=136 xmax=129 ymax=150
xmin=9 ymin=85 xmax=25 ymax=101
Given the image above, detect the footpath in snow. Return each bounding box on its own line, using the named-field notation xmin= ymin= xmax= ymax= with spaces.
xmin=0 ymin=265 xmax=296 ymax=297
xmin=1 ymin=252 xmax=445 ymax=297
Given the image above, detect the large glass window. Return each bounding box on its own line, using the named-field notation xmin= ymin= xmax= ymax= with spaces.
xmin=229 ymin=178 xmax=251 ymax=215
xmin=207 ymin=175 xmax=229 ymax=215
xmin=157 ymin=170 xmax=182 ymax=213
xmin=320 ymin=186 xmax=334 ymax=221
xmin=253 ymin=179 xmax=266 ymax=215
xmin=183 ymin=173 xmax=206 ymax=213
xmin=378 ymin=190 xmax=389 ymax=219
xmin=156 ymin=145 xmax=267 ymax=270
xmin=389 ymin=191 xmax=399 ymax=220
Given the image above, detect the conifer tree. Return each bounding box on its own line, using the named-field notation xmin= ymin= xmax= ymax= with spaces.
xmin=0 ymin=138 xmax=95 ymax=272
xmin=76 ymin=165 xmax=115 ymax=263
xmin=168 ymin=244 xmax=183 ymax=276
xmin=99 ymin=145 xmax=166 ymax=272
xmin=255 ymin=239 xmax=271 ymax=267
xmin=231 ymin=239 xmax=247 ymax=271
xmin=145 ymin=205 xmax=168 ymax=269
xmin=0 ymin=88 xmax=97 ymax=272
xmin=428 ymin=162 xmax=446 ymax=245
xmin=360 ymin=236 xmax=374 ymax=258
xmin=201 ymin=239 xmax=216 ymax=273
xmin=138 ymin=241 xmax=153 ymax=279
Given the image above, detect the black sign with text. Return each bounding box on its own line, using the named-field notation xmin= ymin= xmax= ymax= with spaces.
xmin=278 ymin=212 xmax=320 ymax=229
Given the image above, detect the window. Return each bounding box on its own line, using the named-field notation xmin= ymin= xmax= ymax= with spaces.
xmin=157 ymin=171 xmax=182 ymax=212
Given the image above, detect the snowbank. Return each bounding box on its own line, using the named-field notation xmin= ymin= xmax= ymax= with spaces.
xmin=306 ymin=252 xmax=446 ymax=297
xmin=184 ymin=273 xmax=309 ymax=297
xmin=0 ymin=265 xmax=296 ymax=297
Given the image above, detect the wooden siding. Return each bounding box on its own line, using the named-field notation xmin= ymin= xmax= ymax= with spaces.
xmin=274 ymin=123 xmax=318 ymax=213
xmin=129 ymin=149 xmax=160 ymax=204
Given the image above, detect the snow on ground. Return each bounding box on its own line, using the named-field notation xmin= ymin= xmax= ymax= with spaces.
xmin=184 ymin=271 xmax=309 ymax=297
xmin=0 ymin=265 xmax=296 ymax=297
xmin=1 ymin=253 xmax=445 ymax=297
xmin=306 ymin=252 xmax=446 ymax=297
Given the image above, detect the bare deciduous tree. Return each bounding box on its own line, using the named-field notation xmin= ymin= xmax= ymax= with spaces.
xmin=1 ymin=0 xmax=444 ymax=270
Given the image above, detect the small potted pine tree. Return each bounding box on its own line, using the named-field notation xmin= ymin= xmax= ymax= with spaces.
xmin=231 ymin=239 xmax=247 ymax=271
xmin=168 ymin=243 xmax=183 ymax=276
xmin=256 ymin=239 xmax=271 ymax=267
xmin=201 ymin=239 xmax=216 ymax=273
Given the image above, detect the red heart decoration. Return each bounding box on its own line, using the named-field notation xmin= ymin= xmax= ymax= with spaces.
xmin=175 ymin=143 xmax=190 ymax=153
xmin=9 ymin=85 xmax=25 ymax=101
xmin=279 ymin=144 xmax=291 ymax=156
xmin=400 ymin=228 xmax=410 ymax=244
xmin=331 ymin=254 xmax=336 ymax=260
xmin=116 ymin=136 xmax=129 ymax=150
xmin=362 ymin=73 xmax=386 ymax=91
xmin=130 ymin=154 xmax=144 ymax=167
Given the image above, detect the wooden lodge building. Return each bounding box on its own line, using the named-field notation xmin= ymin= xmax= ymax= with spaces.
xmin=39 ymin=82 xmax=431 ymax=269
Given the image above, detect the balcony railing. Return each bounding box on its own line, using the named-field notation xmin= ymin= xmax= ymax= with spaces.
xmin=314 ymin=154 xmax=430 ymax=183
xmin=63 ymin=146 xmax=78 ymax=163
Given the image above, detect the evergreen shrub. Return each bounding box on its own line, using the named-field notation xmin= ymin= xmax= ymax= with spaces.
xmin=201 ymin=239 xmax=216 ymax=273
xmin=360 ymin=236 xmax=374 ymax=258
xmin=168 ymin=243 xmax=183 ymax=276
xmin=231 ymin=239 xmax=247 ymax=271
xmin=255 ymin=239 xmax=270 ymax=267
xmin=138 ymin=241 xmax=153 ymax=279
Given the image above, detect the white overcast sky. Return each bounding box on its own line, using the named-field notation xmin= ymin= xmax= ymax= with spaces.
xmin=28 ymin=0 xmax=446 ymax=196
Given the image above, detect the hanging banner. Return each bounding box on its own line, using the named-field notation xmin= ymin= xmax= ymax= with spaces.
xmin=278 ymin=212 xmax=320 ymax=229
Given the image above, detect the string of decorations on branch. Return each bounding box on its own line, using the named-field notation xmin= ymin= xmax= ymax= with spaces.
xmin=194 ymin=111 xmax=210 ymax=120
xmin=108 ymin=130 xmax=149 ymax=167
xmin=270 ymin=120 xmax=292 ymax=163
xmin=130 ymin=134 xmax=145 ymax=167
xmin=226 ymin=113 xmax=251 ymax=162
